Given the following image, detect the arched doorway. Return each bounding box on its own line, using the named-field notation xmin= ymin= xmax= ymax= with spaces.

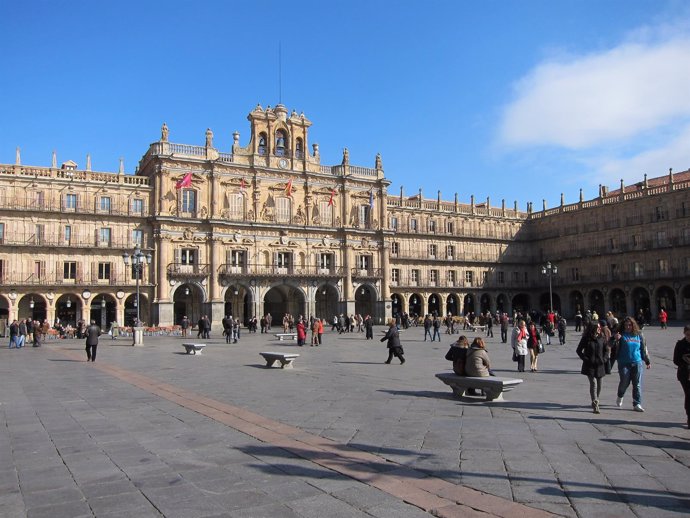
xmin=123 ymin=294 xmax=149 ymax=327
xmin=90 ymin=295 xmax=116 ymax=330
xmin=569 ymin=290 xmax=584 ymax=318
xmin=446 ymin=294 xmax=459 ymax=316
xmin=264 ymin=285 xmax=305 ymax=322
xmin=610 ymin=289 xmax=626 ymax=318
xmin=479 ymin=293 xmax=491 ymax=314
xmin=19 ymin=294 xmax=47 ymax=323
xmin=173 ymin=284 xmax=204 ymax=327
xmin=632 ymin=287 xmax=650 ymax=318
xmin=0 ymin=295 xmax=9 ymax=336
xmin=655 ymin=285 xmax=676 ymax=316
xmin=317 ymin=284 xmax=339 ymax=320
xmin=56 ymin=294 xmax=80 ymax=326
xmin=539 ymin=292 xmax=561 ymax=313
xmin=681 ymin=285 xmax=690 ymax=320
xmin=496 ymin=293 xmax=509 ymax=314
xmin=511 ymin=293 xmax=530 ymax=315
xmin=355 ymin=284 xmax=376 ymax=318
xmin=224 ymin=284 xmax=251 ymax=325
xmin=463 ymin=294 xmax=475 ymax=315
xmin=391 ymin=293 xmax=403 ymax=318
xmin=428 ymin=293 xmax=441 ymax=317
xmin=409 ymin=293 xmax=422 ymax=318
xmin=588 ymin=289 xmax=605 ymax=316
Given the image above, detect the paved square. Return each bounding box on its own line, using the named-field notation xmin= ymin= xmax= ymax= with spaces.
xmin=1 ymin=324 xmax=688 ymax=517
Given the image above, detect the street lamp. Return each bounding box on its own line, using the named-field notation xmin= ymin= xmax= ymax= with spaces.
xmin=100 ymin=297 xmax=107 ymax=330
xmin=122 ymin=246 xmax=152 ymax=327
xmin=541 ymin=261 xmax=558 ymax=313
xmin=29 ymin=297 xmax=35 ymax=321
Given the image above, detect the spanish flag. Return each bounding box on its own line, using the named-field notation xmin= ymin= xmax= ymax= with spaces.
xmin=285 ymin=179 xmax=293 ymax=197
xmin=175 ymin=173 xmax=193 ymax=189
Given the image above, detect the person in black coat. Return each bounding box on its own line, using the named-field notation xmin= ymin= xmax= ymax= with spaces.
xmin=576 ymin=322 xmax=608 ymax=414
xmin=85 ymin=320 xmax=101 ymax=362
xmin=381 ymin=318 xmax=405 ymax=364
xmin=672 ymin=324 xmax=690 ymax=429
xmin=364 ymin=315 xmax=374 ymax=340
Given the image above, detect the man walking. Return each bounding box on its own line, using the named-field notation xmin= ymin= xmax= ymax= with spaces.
xmin=85 ymin=320 xmax=101 ymax=362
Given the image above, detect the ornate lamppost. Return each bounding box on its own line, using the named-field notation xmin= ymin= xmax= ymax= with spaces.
xmin=541 ymin=261 xmax=558 ymax=313
xmin=122 ymin=246 xmax=152 ymax=345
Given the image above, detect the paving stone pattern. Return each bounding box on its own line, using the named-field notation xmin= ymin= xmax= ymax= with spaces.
xmin=0 ymin=324 xmax=688 ymax=517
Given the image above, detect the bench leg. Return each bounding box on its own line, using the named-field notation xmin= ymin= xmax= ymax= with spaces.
xmin=451 ymin=386 xmax=466 ymax=398
xmin=193 ymin=348 xmax=202 ymax=355
xmin=264 ymin=359 xmax=277 ymax=368
xmin=280 ymin=360 xmax=294 ymax=369
xmin=484 ymin=389 xmax=504 ymax=401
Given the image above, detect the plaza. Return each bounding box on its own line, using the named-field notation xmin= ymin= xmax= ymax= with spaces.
xmin=1 ymin=323 xmax=688 ymax=517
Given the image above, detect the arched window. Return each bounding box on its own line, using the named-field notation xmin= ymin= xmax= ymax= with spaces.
xmin=275 ymin=130 xmax=287 ymax=156
xmin=295 ymin=137 xmax=304 ymax=158
xmin=258 ymin=133 xmax=267 ymax=155
xmin=276 ymin=197 xmax=291 ymax=223
xmin=227 ymin=193 xmax=244 ymax=220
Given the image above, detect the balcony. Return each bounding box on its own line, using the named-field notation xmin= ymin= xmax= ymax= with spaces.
xmin=167 ymin=263 xmax=210 ymax=280
xmin=351 ymin=268 xmax=382 ymax=280
xmin=218 ymin=264 xmax=345 ymax=279
xmin=1 ymin=273 xmax=143 ymax=287
xmin=0 ymin=233 xmax=152 ymax=249
xmin=0 ymin=196 xmax=149 ymax=217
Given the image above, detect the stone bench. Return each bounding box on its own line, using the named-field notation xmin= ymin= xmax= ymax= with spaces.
xmin=467 ymin=324 xmax=487 ymax=333
xmin=182 ymin=343 xmax=206 ymax=355
xmin=435 ymin=372 xmax=522 ymax=401
xmin=260 ymin=352 xmax=300 ymax=369
xmin=275 ymin=333 xmax=297 ymax=341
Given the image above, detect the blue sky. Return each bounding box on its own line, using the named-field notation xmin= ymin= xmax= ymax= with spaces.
xmin=2 ymin=0 xmax=690 ymax=209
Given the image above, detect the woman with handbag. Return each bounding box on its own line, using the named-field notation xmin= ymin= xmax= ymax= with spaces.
xmin=511 ymin=320 xmax=528 ymax=373
xmin=576 ymin=322 xmax=608 ymax=414
xmin=527 ymin=321 xmax=543 ymax=372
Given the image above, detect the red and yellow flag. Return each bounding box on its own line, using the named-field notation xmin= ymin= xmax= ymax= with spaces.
xmin=285 ymin=179 xmax=293 ymax=197
xmin=327 ymin=188 xmax=336 ymax=206
xmin=175 ymin=173 xmax=193 ymax=189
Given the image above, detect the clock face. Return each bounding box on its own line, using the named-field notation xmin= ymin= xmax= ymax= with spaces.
xmin=279 ymin=158 xmax=288 ymax=169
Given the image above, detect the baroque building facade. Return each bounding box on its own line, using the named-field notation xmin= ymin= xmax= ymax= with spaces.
xmin=1 ymin=104 xmax=689 ymax=333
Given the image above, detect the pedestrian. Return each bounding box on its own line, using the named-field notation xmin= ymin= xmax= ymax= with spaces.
xmin=423 ymin=315 xmax=432 ymax=341
xmin=658 ymin=308 xmax=668 ymax=330
xmin=18 ymin=319 xmax=27 ymax=348
xmin=32 ymin=320 xmax=42 ymax=347
xmin=672 ymin=324 xmax=690 ymax=429
xmin=110 ymin=321 xmax=119 ymax=340
xmin=574 ymin=309 xmax=583 ymax=332
xmin=381 ymin=318 xmax=405 ymax=364
xmin=364 ymin=315 xmax=374 ymax=340
xmin=500 ymin=313 xmax=509 ymax=343
xmin=310 ymin=318 xmax=319 ymax=346
xmin=8 ymin=320 xmax=20 ymax=348
xmin=511 ymin=319 xmax=528 ymax=373
xmin=576 ymin=322 xmax=609 ymax=414
xmin=222 ymin=315 xmax=233 ymax=343
xmin=431 ymin=316 xmax=441 ymax=342
xmin=317 ymin=318 xmax=324 ymax=345
xmin=526 ymin=321 xmax=543 ymax=372
xmin=486 ymin=313 xmax=494 ymax=338
xmin=465 ymin=337 xmax=493 ymax=377
xmin=85 ymin=319 xmax=101 ymax=362
xmin=180 ymin=315 xmax=189 ymax=337
xmin=296 ymin=319 xmax=306 ymax=346
xmin=612 ymin=317 xmax=651 ymax=412
xmin=445 ymin=335 xmax=470 ymax=375
xmin=557 ymin=316 xmax=567 ymax=345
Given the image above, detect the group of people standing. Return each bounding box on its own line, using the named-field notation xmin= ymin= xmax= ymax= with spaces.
xmin=8 ymin=318 xmax=50 ymax=348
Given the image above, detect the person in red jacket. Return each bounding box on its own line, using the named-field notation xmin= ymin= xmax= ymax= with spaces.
xmin=296 ymin=318 xmax=306 ymax=346
xmin=659 ymin=308 xmax=668 ymax=329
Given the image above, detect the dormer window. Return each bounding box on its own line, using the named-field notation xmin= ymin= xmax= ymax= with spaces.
xmin=258 ymin=133 xmax=267 ymax=155
xmin=295 ymin=137 xmax=304 ymax=158
xmin=275 ymin=130 xmax=287 ymax=156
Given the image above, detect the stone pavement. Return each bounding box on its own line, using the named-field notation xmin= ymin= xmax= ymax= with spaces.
xmin=1 ymin=324 xmax=689 ymax=518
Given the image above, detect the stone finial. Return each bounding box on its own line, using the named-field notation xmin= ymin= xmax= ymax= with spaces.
xmin=438 ymin=190 xmax=442 ymax=203
xmin=418 ymin=188 xmax=423 ymax=200
xmin=342 ymin=147 xmax=349 ymax=165
xmin=543 ymin=199 xmax=547 ymax=211
xmin=620 ymin=178 xmax=624 ymax=192
xmin=205 ymin=128 xmax=214 ymax=148
xmin=501 ymin=199 xmax=506 ymax=209
xmin=375 ymin=152 xmax=382 ymax=170
xmin=644 ymin=173 xmax=648 ymax=188
xmin=560 ymin=193 xmax=564 ymax=206
xmin=579 ymin=189 xmax=583 ymax=202
xmin=15 ymin=146 xmax=20 ymax=165
xmin=119 ymin=157 xmax=124 ymax=175
xmin=598 ymin=184 xmax=603 ymax=197
xmin=233 ymin=131 xmax=240 ymax=146
xmin=669 ymin=167 xmax=674 ymax=185
xmin=86 ymin=154 xmax=91 ymax=171
xmin=161 ymin=122 xmax=169 ymax=142
xmin=486 ymin=196 xmax=490 ymax=209
xmin=514 ymin=200 xmax=518 ymax=212
xmin=400 ymin=186 xmax=404 ymax=200
xmin=52 ymin=150 xmax=57 ymax=168
xmin=312 ymin=143 xmax=319 ymax=157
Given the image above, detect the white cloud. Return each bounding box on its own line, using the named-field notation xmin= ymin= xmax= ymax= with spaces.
xmin=498 ymin=37 xmax=690 ymax=149
xmin=589 ymin=121 xmax=690 ymax=184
